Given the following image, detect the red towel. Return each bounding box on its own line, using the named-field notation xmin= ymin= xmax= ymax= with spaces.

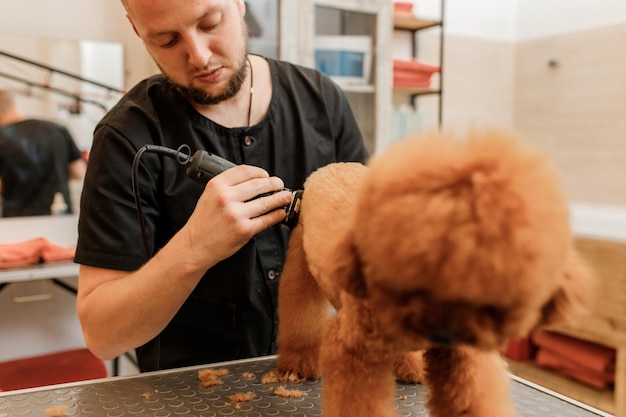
xmin=393 ymin=72 xmax=435 ymax=88
xmin=0 ymin=238 xmax=75 ymax=268
xmin=502 ymin=337 xmax=534 ymax=361
xmin=393 ymin=59 xmax=440 ymax=88
xmin=532 ymin=330 xmax=615 ymax=374
xmin=394 ymin=2 xmax=414 ymax=15
xmin=535 ymin=348 xmax=615 ymax=389
xmin=40 ymin=240 xmax=76 ymax=262
xmin=393 ymin=59 xmax=440 ymax=73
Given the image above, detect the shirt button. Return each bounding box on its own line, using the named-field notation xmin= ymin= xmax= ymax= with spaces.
xmin=267 ymin=269 xmax=277 ymax=280
xmin=243 ymin=135 xmax=254 ymax=146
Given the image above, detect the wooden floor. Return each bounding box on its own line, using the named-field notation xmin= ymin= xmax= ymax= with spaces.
xmin=507 ymin=360 xmax=614 ymax=415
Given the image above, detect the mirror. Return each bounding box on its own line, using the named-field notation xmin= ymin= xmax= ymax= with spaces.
xmin=246 ymin=0 xmax=279 ymax=59
xmin=0 ymin=34 xmax=125 ymax=216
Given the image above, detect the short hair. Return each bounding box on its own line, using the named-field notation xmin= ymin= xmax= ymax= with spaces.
xmin=0 ymin=90 xmax=16 ymax=114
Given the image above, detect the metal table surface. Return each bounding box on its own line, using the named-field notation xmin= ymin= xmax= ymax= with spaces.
xmin=0 ymin=261 xmax=78 ymax=284
xmin=0 ymin=356 xmax=612 ymax=417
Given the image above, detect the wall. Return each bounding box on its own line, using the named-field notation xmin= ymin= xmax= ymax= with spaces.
xmin=0 ymin=0 xmax=155 ymax=90
xmin=396 ymin=0 xmax=626 ymax=208
xmin=514 ymin=22 xmax=626 ymax=206
xmin=516 ymin=0 xmax=626 ymax=40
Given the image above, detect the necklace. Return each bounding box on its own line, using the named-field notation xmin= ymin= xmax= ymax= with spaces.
xmin=246 ymin=57 xmax=254 ymax=127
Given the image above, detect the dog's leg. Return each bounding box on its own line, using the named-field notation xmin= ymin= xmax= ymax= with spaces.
xmin=277 ymin=225 xmax=331 ymax=379
xmin=394 ymin=350 xmax=426 ymax=384
xmin=320 ymin=301 xmax=398 ymax=417
xmin=424 ymin=346 xmax=516 ymax=417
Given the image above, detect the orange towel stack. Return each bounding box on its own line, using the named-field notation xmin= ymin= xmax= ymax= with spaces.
xmin=532 ymin=330 xmax=615 ymax=389
xmin=393 ymin=2 xmax=414 ymax=15
xmin=502 ymin=336 xmax=534 ymax=361
xmin=393 ymin=59 xmax=440 ymax=88
xmin=0 ymin=238 xmax=75 ymax=268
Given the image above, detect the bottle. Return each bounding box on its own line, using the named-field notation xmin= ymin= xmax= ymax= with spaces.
xmin=50 ymin=192 xmax=68 ymax=216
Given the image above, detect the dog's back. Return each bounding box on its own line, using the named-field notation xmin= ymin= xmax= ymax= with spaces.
xmin=300 ymin=162 xmax=368 ymax=304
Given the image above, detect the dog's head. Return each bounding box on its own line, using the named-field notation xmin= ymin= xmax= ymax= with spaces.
xmin=333 ymin=130 xmax=594 ymax=351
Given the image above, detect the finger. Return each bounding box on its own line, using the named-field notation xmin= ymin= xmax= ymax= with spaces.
xmin=234 ymin=176 xmax=285 ymax=203
xmin=216 ymin=165 xmax=271 ymax=186
xmin=210 ymin=165 xmax=284 ymax=201
xmin=245 ymin=190 xmax=293 ymax=220
xmin=248 ymin=204 xmax=290 ymax=233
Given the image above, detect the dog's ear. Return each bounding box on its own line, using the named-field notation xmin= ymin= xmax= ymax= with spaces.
xmin=330 ymin=228 xmax=367 ymax=298
xmin=540 ymin=247 xmax=595 ymax=327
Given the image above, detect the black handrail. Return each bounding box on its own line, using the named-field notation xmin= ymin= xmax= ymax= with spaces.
xmin=0 ymin=49 xmax=125 ymax=94
xmin=0 ymin=70 xmax=108 ymax=112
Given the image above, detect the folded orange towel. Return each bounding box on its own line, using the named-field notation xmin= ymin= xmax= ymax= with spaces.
xmin=393 ymin=73 xmax=435 ymax=88
xmin=0 ymin=238 xmax=75 ymax=268
xmin=41 ymin=240 xmax=76 ymax=263
xmin=394 ymin=2 xmax=414 ymax=15
xmin=502 ymin=337 xmax=534 ymax=361
xmin=532 ymin=330 xmax=615 ymax=374
xmin=393 ymin=59 xmax=440 ymax=88
xmin=393 ymin=59 xmax=441 ymax=74
xmin=535 ymin=348 xmax=615 ymax=389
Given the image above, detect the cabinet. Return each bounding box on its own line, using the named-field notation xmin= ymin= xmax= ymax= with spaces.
xmin=392 ymin=0 xmax=445 ymax=131
xmin=280 ymin=0 xmax=393 ymax=154
xmin=507 ymin=237 xmax=626 ymax=417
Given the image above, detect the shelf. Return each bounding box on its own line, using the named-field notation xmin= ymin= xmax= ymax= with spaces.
xmin=338 ymin=83 xmax=376 ymax=94
xmin=393 ymin=14 xmax=440 ymax=31
xmin=392 ymin=3 xmax=444 ymax=128
xmin=507 ymin=360 xmax=615 ymax=415
xmin=393 ymin=86 xmax=440 ymax=96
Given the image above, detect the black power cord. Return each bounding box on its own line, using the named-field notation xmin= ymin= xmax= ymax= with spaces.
xmin=131 ymin=144 xmax=192 ymax=260
xmin=131 ymin=144 xmax=192 ymax=372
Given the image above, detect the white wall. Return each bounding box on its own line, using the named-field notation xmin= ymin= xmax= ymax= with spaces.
xmin=413 ymin=0 xmax=626 ymax=41
xmin=0 ymin=1 xmax=127 ymax=42
xmin=416 ymin=0 xmax=518 ymax=42
xmin=0 ymin=0 xmax=155 ymax=90
xmin=516 ymin=0 xmax=626 ymax=40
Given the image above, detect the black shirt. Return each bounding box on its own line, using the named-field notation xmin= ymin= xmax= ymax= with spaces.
xmin=75 ymin=57 xmax=368 ymax=371
xmin=0 ymin=119 xmax=82 ymax=217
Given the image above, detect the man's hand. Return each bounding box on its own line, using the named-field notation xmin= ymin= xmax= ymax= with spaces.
xmin=184 ymin=164 xmax=293 ymax=266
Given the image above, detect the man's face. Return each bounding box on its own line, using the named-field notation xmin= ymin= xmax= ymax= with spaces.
xmin=125 ymin=0 xmax=249 ymax=105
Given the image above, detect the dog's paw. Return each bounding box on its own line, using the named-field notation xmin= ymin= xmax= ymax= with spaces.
xmin=276 ymin=355 xmax=320 ymax=380
xmin=394 ymin=351 xmax=426 ymax=384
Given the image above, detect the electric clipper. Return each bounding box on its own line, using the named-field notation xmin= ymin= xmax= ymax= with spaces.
xmin=185 ymin=150 xmax=303 ymax=229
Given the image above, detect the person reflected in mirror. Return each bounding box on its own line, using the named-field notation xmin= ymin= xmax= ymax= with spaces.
xmin=75 ymin=0 xmax=368 ymax=373
xmin=0 ymin=90 xmax=87 ymax=217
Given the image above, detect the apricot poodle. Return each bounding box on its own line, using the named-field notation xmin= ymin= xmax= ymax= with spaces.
xmin=277 ymin=129 xmax=594 ymax=417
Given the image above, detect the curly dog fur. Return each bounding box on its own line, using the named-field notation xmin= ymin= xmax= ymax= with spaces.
xmin=276 ymin=129 xmax=594 ymax=417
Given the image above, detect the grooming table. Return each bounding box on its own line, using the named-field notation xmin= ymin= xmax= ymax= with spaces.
xmin=0 ymin=356 xmax=612 ymax=417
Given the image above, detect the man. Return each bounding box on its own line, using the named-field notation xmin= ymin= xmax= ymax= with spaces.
xmin=0 ymin=90 xmax=86 ymax=217
xmin=75 ymin=0 xmax=368 ymax=372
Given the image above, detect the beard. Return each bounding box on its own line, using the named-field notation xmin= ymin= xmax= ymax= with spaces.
xmin=165 ymin=57 xmax=248 ymax=105
xmin=159 ymin=21 xmax=250 ymax=106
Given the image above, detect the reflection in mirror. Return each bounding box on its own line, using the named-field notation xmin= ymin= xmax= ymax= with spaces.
xmin=0 ymin=35 xmax=124 ymax=217
xmin=246 ymin=0 xmax=279 ymax=58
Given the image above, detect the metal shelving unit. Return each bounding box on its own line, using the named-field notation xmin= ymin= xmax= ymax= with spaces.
xmin=392 ymin=0 xmax=445 ymax=126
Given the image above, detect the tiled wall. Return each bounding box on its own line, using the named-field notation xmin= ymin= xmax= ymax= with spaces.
xmin=514 ymin=23 xmax=626 ymax=205
xmin=423 ymin=24 xmax=626 ymax=205
xmin=439 ymin=33 xmax=516 ymax=131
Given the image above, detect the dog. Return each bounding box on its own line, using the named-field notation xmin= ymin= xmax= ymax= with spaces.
xmin=276 ymin=129 xmax=594 ymax=417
